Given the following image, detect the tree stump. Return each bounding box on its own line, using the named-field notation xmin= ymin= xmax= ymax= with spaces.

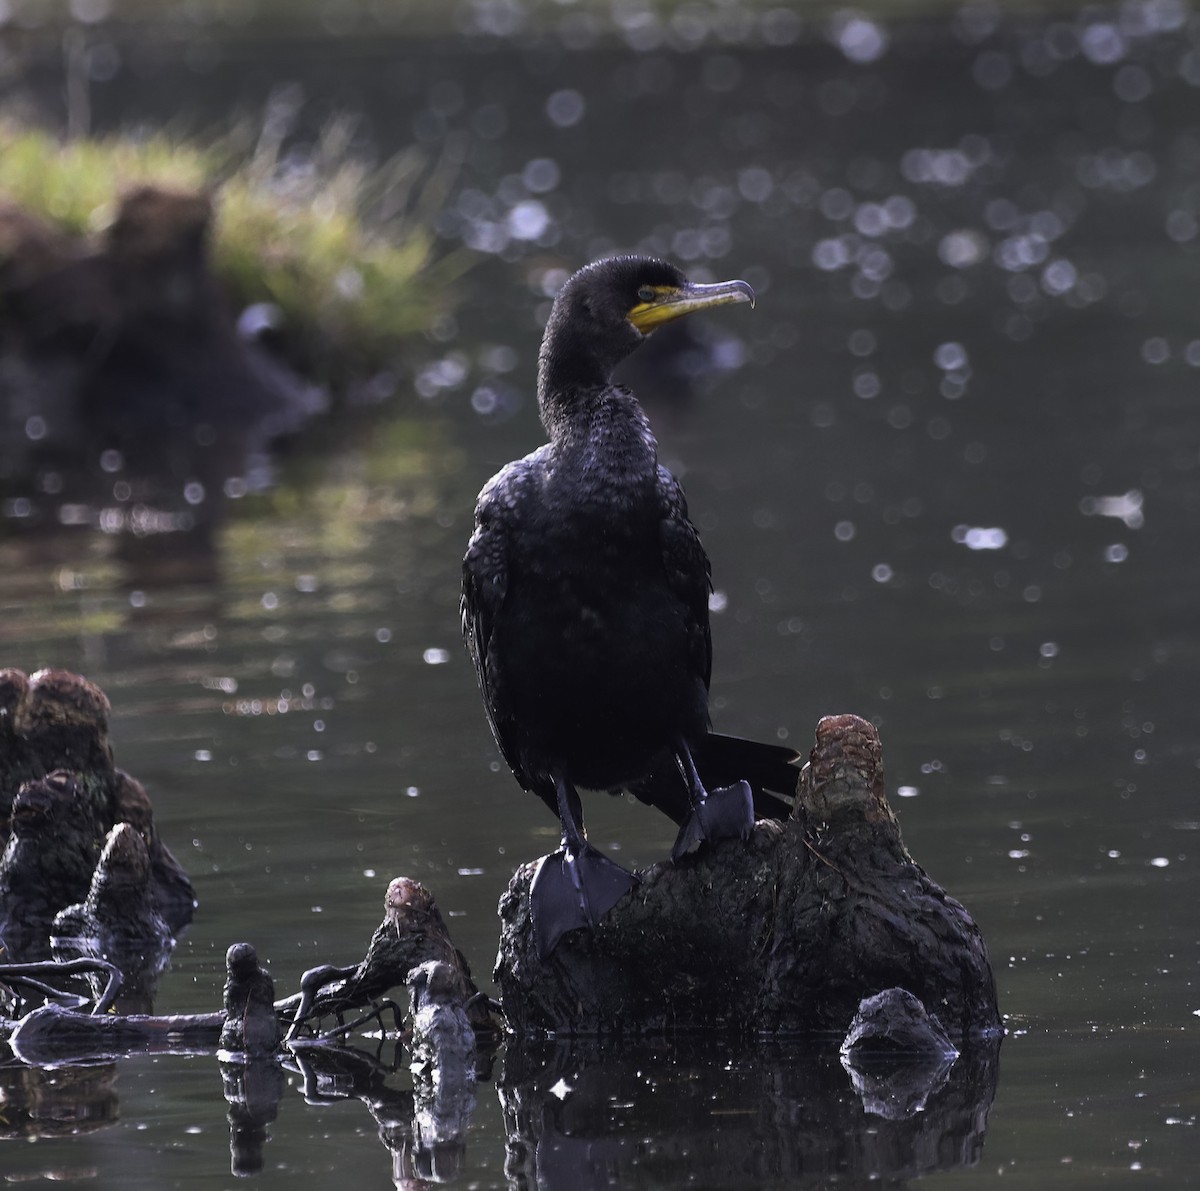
xmin=0 ymin=668 xmax=195 ymax=950
xmin=496 ymin=715 xmax=999 ymax=1040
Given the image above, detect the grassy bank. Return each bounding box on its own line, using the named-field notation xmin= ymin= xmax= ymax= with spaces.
xmin=0 ymin=119 xmax=469 ymax=383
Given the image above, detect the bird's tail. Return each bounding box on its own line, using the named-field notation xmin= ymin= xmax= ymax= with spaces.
xmin=694 ymin=732 xmax=799 ymax=821
xmin=630 ymin=732 xmax=800 ymax=825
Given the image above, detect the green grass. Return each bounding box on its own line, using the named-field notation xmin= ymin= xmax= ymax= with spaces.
xmin=0 ymin=118 xmax=470 ymax=382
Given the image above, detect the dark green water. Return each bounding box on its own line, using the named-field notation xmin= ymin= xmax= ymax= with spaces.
xmin=2 ymin=4 xmax=1200 ymax=1186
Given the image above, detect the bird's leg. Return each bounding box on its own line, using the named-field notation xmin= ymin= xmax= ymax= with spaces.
xmin=675 ymin=738 xmax=706 ymax=807
xmin=670 ymin=738 xmax=754 ymax=862
xmin=528 ymin=772 xmax=638 ymax=959
xmin=557 ymin=774 xmax=588 ymax=856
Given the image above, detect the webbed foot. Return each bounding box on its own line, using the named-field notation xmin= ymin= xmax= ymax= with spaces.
xmin=530 ymin=844 xmax=637 ymax=959
xmin=670 ymin=779 xmax=754 ymax=862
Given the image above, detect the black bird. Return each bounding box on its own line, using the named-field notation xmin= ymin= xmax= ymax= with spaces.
xmin=461 ymin=256 xmax=798 ymax=957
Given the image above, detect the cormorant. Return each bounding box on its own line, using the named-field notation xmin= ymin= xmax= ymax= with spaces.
xmin=461 ymin=255 xmax=798 ymax=957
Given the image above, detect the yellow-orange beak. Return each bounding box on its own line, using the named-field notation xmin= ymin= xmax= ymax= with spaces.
xmin=627 ymin=278 xmax=755 ymax=334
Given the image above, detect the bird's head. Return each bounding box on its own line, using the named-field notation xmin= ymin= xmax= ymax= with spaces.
xmin=538 ymin=255 xmax=754 ymax=401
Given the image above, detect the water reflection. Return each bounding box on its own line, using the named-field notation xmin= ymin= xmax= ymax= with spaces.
xmin=287 ymin=1039 xmax=480 ymax=1187
xmin=501 ymin=1036 xmax=1001 ymax=1188
xmin=0 ymin=1058 xmax=119 ymax=1142
xmin=0 ymin=1025 xmax=1000 ymax=1186
xmin=221 ymin=1053 xmax=286 ymax=1177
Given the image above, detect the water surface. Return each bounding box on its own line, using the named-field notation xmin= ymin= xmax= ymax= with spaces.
xmin=2 ymin=5 xmax=1199 ymax=1186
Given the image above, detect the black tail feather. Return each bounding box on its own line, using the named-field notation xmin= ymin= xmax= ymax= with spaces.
xmin=630 ymin=732 xmax=800 ymax=826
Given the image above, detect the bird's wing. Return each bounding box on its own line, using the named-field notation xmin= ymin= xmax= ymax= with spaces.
xmin=461 ymin=460 xmax=531 ymax=787
xmin=656 ymin=464 xmax=713 ymax=690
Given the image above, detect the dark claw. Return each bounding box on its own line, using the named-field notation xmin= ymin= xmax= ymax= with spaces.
xmin=670 ymin=779 xmax=754 ymax=862
xmin=530 ymin=844 xmax=638 ymax=959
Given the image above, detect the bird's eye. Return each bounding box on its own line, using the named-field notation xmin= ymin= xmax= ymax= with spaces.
xmin=637 ymin=286 xmax=655 ymax=303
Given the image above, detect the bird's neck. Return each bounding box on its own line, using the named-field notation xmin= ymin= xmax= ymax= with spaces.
xmin=538 ymin=375 xmax=609 ymax=440
xmin=540 ymin=381 xmax=656 ymax=467
xmin=537 ymin=315 xmax=639 ymax=432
